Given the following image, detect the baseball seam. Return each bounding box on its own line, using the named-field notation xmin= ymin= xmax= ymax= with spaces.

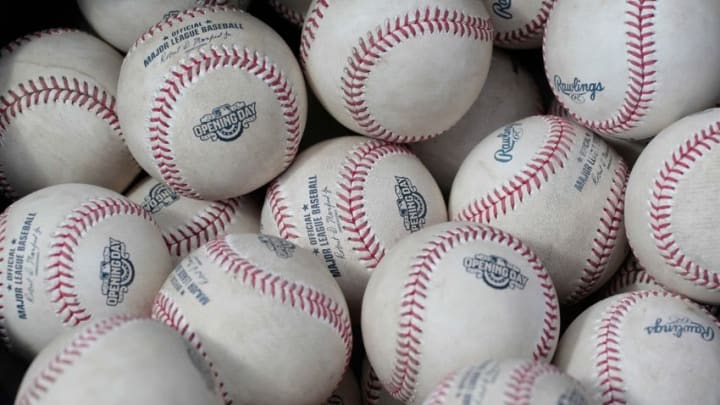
xmin=604 ymin=255 xmax=656 ymax=296
xmin=503 ymin=361 xmax=561 ymax=405
xmin=14 ymin=315 xmax=140 ymax=405
xmin=152 ymin=291 xmax=232 ymax=404
xmin=363 ymin=366 xmax=384 ymax=405
xmin=163 ymin=198 xmax=242 ymax=257
xmin=299 ymin=0 xmax=330 ymax=63
xmin=455 ymin=116 xmax=574 ymax=223
xmin=336 ymin=140 xmax=413 ymax=270
xmin=0 ymin=212 xmax=9 ymax=347
xmin=205 ymin=236 xmax=353 ymax=365
xmin=423 ymin=369 xmax=457 ymax=405
xmin=148 ymin=45 xmax=302 ymax=199
xmin=0 ymin=28 xmax=80 ymax=56
xmin=649 ymin=122 xmax=720 ymax=290
xmin=494 ymin=0 xmax=554 ymax=47
xmin=131 ymin=7 xmax=213 ymax=52
xmin=545 ymin=0 xmax=657 ymax=136
xmin=268 ymin=0 xmax=305 ymax=26
xmin=46 ymin=197 xmax=155 ymax=326
xmin=266 ymin=180 xmax=300 ymax=240
xmin=388 ymin=223 xmax=559 ymax=402
xmin=566 ymin=159 xmax=629 ymax=303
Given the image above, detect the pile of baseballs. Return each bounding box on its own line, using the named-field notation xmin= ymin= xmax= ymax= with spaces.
xmin=0 ymin=1 xmax=719 ymax=404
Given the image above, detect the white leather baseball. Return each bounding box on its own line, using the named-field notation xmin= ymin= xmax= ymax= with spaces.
xmin=602 ymin=254 xmax=661 ymax=298
xmin=544 ymin=1 xmax=720 ymax=140
xmin=260 ymin=136 xmax=447 ymax=318
xmin=483 ymin=0 xmax=554 ymax=49
xmin=0 ymin=183 xmax=171 ymax=359
xmin=410 ymin=50 xmax=542 ymax=193
xmin=268 ymin=0 xmax=311 ymax=26
xmin=625 ymin=108 xmax=720 ymax=304
xmin=554 ymin=290 xmax=720 ymax=405
xmin=151 ymin=233 xmax=352 ymax=404
xmin=422 ymin=358 xmax=591 ymax=405
xmin=361 ymin=357 xmax=404 ymax=405
xmin=126 ymin=176 xmax=260 ymax=263
xmin=14 ymin=315 xmax=221 ymax=405
xmin=300 ymin=0 xmax=494 ymax=143
xmin=0 ymin=29 xmax=139 ymax=199
xmin=361 ymin=221 xmax=560 ymax=404
xmin=450 ymin=115 xmax=629 ymax=303
xmin=118 ymin=6 xmax=307 ymax=200
xmin=325 ymin=370 xmax=361 ymax=405
xmin=77 ymin=0 xmax=251 ymax=52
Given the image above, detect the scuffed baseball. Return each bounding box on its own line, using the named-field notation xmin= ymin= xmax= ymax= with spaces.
xmin=544 ymin=1 xmax=720 ymax=140
xmin=119 ymin=6 xmax=307 ymax=200
xmin=300 ymin=0 xmax=494 ymax=143
xmin=260 ymin=136 xmax=447 ymax=318
xmin=0 ymin=184 xmax=171 ymax=359
xmin=625 ymin=108 xmax=720 ymax=304
xmin=15 ymin=315 xmax=221 ymax=405
xmin=360 ymin=357 xmax=404 ymax=405
xmin=268 ymin=0 xmax=310 ymax=26
xmin=126 ymin=177 xmax=260 ymax=264
xmin=151 ymin=233 xmax=352 ymax=404
xmin=483 ymin=0 xmax=554 ymax=49
xmin=422 ymin=358 xmax=591 ymax=405
xmin=325 ymin=370 xmax=362 ymax=405
xmin=410 ymin=50 xmax=542 ymax=193
xmin=554 ymin=291 xmax=720 ymax=405
xmin=0 ymin=29 xmax=139 ymax=199
xmin=77 ymin=0 xmax=251 ymax=52
xmin=361 ymin=222 xmax=560 ymax=404
xmin=450 ymin=115 xmax=629 ymax=303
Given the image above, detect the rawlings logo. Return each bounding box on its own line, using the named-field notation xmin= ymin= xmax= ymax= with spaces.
xmin=258 ymin=234 xmax=296 ymax=259
xmin=644 ymin=317 xmax=715 ymax=341
xmin=558 ymin=387 xmax=588 ymax=405
xmin=100 ymin=238 xmax=135 ymax=306
xmin=494 ymin=123 xmax=523 ymax=163
xmin=554 ymin=75 xmax=605 ymax=103
xmin=463 ymin=254 xmax=528 ymax=290
xmin=192 ymin=101 xmax=257 ymax=142
xmin=492 ymin=0 xmax=513 ymax=19
xmin=142 ymin=183 xmax=179 ymax=214
xmin=394 ymin=176 xmax=427 ymax=233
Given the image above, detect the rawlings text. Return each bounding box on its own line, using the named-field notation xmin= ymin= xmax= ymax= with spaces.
xmin=492 ymin=0 xmax=513 ymax=19
xmin=554 ymin=75 xmax=605 ymax=103
xmin=644 ymin=317 xmax=715 ymax=341
xmin=494 ymin=123 xmax=523 ymax=163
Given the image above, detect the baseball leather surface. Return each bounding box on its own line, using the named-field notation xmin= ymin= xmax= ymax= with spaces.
xmin=483 ymin=0 xmax=554 ymax=49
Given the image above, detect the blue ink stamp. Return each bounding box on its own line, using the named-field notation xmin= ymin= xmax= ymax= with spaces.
xmin=258 ymin=234 xmax=296 ymax=259
xmin=645 ymin=317 xmax=715 ymax=341
xmin=142 ymin=183 xmax=179 ymax=214
xmin=494 ymin=123 xmax=523 ymax=163
xmin=394 ymin=176 xmax=427 ymax=233
xmin=463 ymin=254 xmax=528 ymax=290
xmin=558 ymin=387 xmax=588 ymax=405
xmin=492 ymin=0 xmax=513 ymax=19
xmin=193 ymin=101 xmax=257 ymax=142
xmin=554 ymin=76 xmax=605 ymax=103
xmin=100 ymin=238 xmax=135 ymax=306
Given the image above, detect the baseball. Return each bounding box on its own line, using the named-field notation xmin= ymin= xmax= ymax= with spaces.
xmin=602 ymin=253 xmax=660 ymax=297
xmin=410 ymin=50 xmax=542 ymax=193
xmin=554 ymin=290 xmax=720 ymax=405
xmin=126 ymin=176 xmax=260 ymax=264
xmin=483 ymin=0 xmax=554 ymax=49
xmin=268 ymin=0 xmax=311 ymax=26
xmin=77 ymin=0 xmax=251 ymax=52
xmin=324 ymin=370 xmax=361 ymax=405
xmin=300 ymin=0 xmax=494 ymax=143
xmin=14 ymin=315 xmax=221 ymax=405
xmin=0 ymin=183 xmax=171 ymax=359
xmin=118 ymin=6 xmax=307 ymax=200
xmin=422 ymin=358 xmax=591 ymax=405
xmin=450 ymin=115 xmax=629 ymax=303
xmin=151 ymin=233 xmax=352 ymax=404
xmin=360 ymin=357 xmax=404 ymax=405
xmin=260 ymin=136 xmax=447 ymax=318
xmin=0 ymin=29 xmax=139 ymax=199
xmin=625 ymin=108 xmax=720 ymax=304
xmin=544 ymin=1 xmax=720 ymax=140
xmin=361 ymin=221 xmax=560 ymax=404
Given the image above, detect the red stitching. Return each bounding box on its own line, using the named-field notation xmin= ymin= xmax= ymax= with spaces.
xmin=268 ymin=0 xmax=305 ymax=26
xmin=205 ymin=236 xmax=353 ymax=365
xmin=299 ymin=0 xmax=330 ymax=64
xmin=152 ymin=291 xmax=232 ymax=404
xmin=494 ymin=0 xmax=554 ymax=47
xmin=265 ymin=180 xmax=300 ymax=240
xmin=148 ymin=46 xmax=302 ymax=199
xmin=650 ymin=122 xmax=720 ymax=290
xmin=130 ymin=7 xmax=213 ymax=53
xmin=336 ymin=140 xmax=412 ymax=269
xmin=455 ymin=116 xmax=575 ymax=223
xmin=14 ymin=314 xmax=140 ymax=405
xmin=566 ymin=159 xmax=629 ymax=303
xmin=0 ymin=75 xmax=122 ymax=199
xmin=363 ymin=365 xmax=384 ymax=405
xmin=339 ymin=8 xmax=492 ymax=143
xmin=423 ymin=369 xmax=457 ymax=405
xmin=546 ymin=0 xmax=657 ymax=136
xmin=46 ymin=197 xmax=154 ymax=326
xmin=0 ymin=28 xmax=80 ymax=56
xmin=388 ymin=223 xmax=559 ymax=402
xmin=0 ymin=211 xmax=9 ymax=347
xmin=502 ymin=361 xmax=563 ymax=405
xmin=604 ymin=255 xmax=656 ymax=296
xmin=163 ymin=198 xmax=244 ymax=257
